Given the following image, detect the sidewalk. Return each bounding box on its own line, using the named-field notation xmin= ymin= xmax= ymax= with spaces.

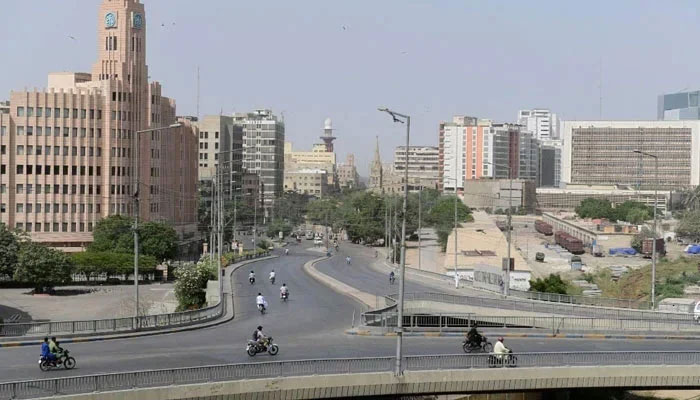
xmin=0 ymin=255 xmax=277 ymax=348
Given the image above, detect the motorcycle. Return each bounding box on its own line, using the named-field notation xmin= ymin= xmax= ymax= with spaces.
xmin=488 ymin=348 xmax=517 ymax=367
xmin=270 ymin=276 xmax=275 ymax=285
xmin=281 ymin=291 xmax=289 ymax=302
xmin=246 ymin=337 xmax=279 ymax=357
xmin=39 ymin=349 xmax=76 ymax=371
xmin=249 ymin=276 xmax=255 ymax=285
xmin=389 ymin=275 xmax=395 ymax=285
xmin=462 ymin=336 xmax=493 ymax=353
xmin=257 ymin=304 xmax=266 ymax=314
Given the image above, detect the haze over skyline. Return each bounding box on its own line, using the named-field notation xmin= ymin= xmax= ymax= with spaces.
xmin=2 ymin=0 xmax=700 ymax=175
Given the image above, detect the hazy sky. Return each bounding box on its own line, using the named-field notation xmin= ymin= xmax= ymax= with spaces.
xmin=2 ymin=1 xmax=700 ymax=175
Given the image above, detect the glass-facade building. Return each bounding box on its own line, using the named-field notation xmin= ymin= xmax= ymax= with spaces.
xmin=658 ymin=91 xmax=700 ymax=120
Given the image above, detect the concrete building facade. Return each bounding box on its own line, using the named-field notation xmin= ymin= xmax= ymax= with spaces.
xmin=337 ymin=154 xmax=360 ymax=189
xmin=234 ymin=109 xmax=284 ymax=207
xmin=539 ymin=139 xmax=562 ymax=188
xmin=518 ymin=108 xmax=559 ymax=140
xmin=393 ymin=145 xmax=439 ymax=190
xmin=284 ymin=141 xmax=336 ymax=188
xmin=196 ymin=115 xmax=242 ymax=186
xmin=283 ymin=169 xmax=328 ymax=197
xmin=561 ymin=120 xmax=700 ymax=190
xmin=0 ymin=0 xmax=198 ymax=252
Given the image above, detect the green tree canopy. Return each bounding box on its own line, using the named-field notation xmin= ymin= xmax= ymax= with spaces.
xmin=89 ymin=215 xmax=178 ymax=261
xmin=0 ymin=224 xmax=22 ymax=278
xmin=677 ymin=210 xmax=700 ymax=242
xmin=71 ymin=251 xmax=157 ymax=278
xmin=575 ymin=198 xmax=613 ymax=219
xmin=14 ymin=242 xmax=74 ymax=292
xmin=529 ymin=274 xmax=569 ymax=295
xmin=425 ymin=195 xmax=473 ymax=251
xmin=267 ymin=218 xmax=293 ymax=239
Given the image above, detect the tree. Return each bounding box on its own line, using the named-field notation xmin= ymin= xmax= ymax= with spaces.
xmin=173 ymin=260 xmax=212 ymax=311
xmin=575 ymin=198 xmax=613 ymax=219
xmin=626 ymin=208 xmax=651 ymax=225
xmin=89 ymin=215 xmax=178 ymax=261
xmin=13 ymin=242 xmax=74 ymax=292
xmin=267 ymin=218 xmax=293 ymax=239
xmin=140 ymin=221 xmax=178 ymax=261
xmin=425 ymin=195 xmax=473 ymax=251
xmin=529 ymin=274 xmax=569 ymax=295
xmin=70 ymin=252 xmax=157 ymax=279
xmin=0 ymin=224 xmax=22 ymax=278
xmin=610 ymin=201 xmax=653 ymax=223
xmin=677 ymin=210 xmax=700 ymax=242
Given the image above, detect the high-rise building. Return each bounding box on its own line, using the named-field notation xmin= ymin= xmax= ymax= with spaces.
xmin=561 ymin=120 xmax=700 ymax=190
xmin=439 ymin=117 xmax=540 ymax=193
xmin=234 ymin=109 xmax=285 ymax=207
xmin=368 ymin=137 xmax=383 ymax=193
xmin=518 ymin=109 xmax=559 ymax=140
xmin=196 ymin=115 xmax=242 ymax=185
xmin=283 ymin=169 xmax=329 ymax=197
xmin=337 ymin=154 xmax=360 ymax=189
xmin=539 ymin=139 xmax=562 ymax=188
xmin=392 ymin=146 xmax=439 ymax=191
xmin=0 ymin=0 xmax=198 ymax=252
xmin=284 ymin=140 xmax=337 ymax=189
xmin=658 ymin=91 xmax=700 ymax=120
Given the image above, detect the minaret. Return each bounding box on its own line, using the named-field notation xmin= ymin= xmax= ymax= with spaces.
xmin=320 ymin=118 xmax=336 ymax=152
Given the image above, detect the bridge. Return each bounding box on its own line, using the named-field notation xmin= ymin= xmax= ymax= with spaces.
xmin=1 ymin=243 xmax=697 ymax=398
xmin=3 ymin=352 xmax=700 ymax=399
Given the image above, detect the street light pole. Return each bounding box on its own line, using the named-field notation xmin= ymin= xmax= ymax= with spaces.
xmin=133 ymin=123 xmax=180 ymax=320
xmin=634 ymin=150 xmax=658 ymax=310
xmin=378 ymin=107 xmax=410 ymax=377
xmin=418 ymin=187 xmax=422 ymax=270
xmin=484 ymin=160 xmax=513 ymax=296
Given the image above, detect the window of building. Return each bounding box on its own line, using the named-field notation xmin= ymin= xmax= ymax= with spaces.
xmin=63 ymin=108 xmax=69 ymax=118
xmin=16 ymin=184 xmax=23 ymax=194
xmin=16 ymin=165 xmax=23 ymax=174
xmin=27 ymin=146 xmax=33 ymax=156
xmin=27 ymin=107 xmax=33 ymax=117
xmin=81 ymin=128 xmax=86 ymax=137
xmin=17 ymin=126 xmax=24 ymax=135
xmin=36 ymin=127 xmax=42 ymax=136
xmin=72 ymin=128 xmax=77 ymax=137
xmin=26 ymin=165 xmax=32 ymax=175
xmin=53 ymin=223 xmax=59 ymax=232
xmin=16 ymin=107 xmax=24 ymax=117
xmin=16 ymin=145 xmax=24 ymax=155
xmin=46 ymin=127 xmax=52 ymax=136
xmin=62 ymin=223 xmax=68 ymax=232
xmin=26 ymin=126 xmax=33 ymax=136
xmin=16 ymin=204 xmax=23 ymax=213
xmin=81 ymin=109 xmax=86 ymax=119
xmin=45 ymin=108 xmax=51 ymax=117
xmin=54 ymin=108 xmax=60 ymax=118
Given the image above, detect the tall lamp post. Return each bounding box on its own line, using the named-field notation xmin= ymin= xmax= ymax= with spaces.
xmin=378 ymin=106 xmax=410 ymax=377
xmin=633 ymin=150 xmax=658 ymax=310
xmin=484 ymin=160 xmax=513 ymax=296
xmin=133 ymin=123 xmax=181 ymax=319
xmin=443 ymin=177 xmax=460 ymax=287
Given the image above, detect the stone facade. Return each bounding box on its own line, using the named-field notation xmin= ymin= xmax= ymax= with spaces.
xmin=0 ymin=0 xmax=198 ymax=251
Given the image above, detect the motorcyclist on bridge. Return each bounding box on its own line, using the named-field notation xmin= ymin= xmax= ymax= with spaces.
xmin=253 ymin=325 xmax=268 ymax=349
xmin=280 ymin=283 xmax=289 ymax=299
xmin=493 ymin=337 xmax=510 ymax=360
xmin=467 ymin=323 xmax=483 ymax=348
xmin=389 ymin=271 xmax=395 ymax=284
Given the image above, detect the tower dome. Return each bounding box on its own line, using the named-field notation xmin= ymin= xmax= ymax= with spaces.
xmin=324 ymin=118 xmax=333 ymax=131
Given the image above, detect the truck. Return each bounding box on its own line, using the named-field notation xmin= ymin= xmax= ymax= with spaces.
xmin=555 ymin=231 xmax=585 ymax=254
xmin=641 ymin=238 xmax=666 ymax=257
xmin=534 ymin=220 xmax=553 ymax=236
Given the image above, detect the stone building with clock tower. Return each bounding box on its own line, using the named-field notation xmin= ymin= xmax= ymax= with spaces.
xmin=0 ymin=0 xmax=199 ymax=255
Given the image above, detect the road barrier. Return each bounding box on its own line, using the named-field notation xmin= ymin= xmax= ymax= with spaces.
xmin=371 ymin=312 xmax=700 ymax=333
xmin=0 ymin=252 xmax=271 ymax=338
xmin=3 ymin=351 xmax=700 ymax=399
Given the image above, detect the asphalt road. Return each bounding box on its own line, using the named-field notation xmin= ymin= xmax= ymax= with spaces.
xmin=2 ymin=243 xmax=700 ymax=383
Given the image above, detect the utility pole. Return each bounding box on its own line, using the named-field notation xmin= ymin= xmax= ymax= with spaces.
xmin=634 ymin=150 xmax=658 ymax=309
xmin=505 ymin=170 xmax=512 ymax=296
xmin=217 ymin=165 xmax=223 ymax=297
xmin=418 ymin=187 xmax=422 ymax=270
xmin=253 ymin=184 xmax=258 ymax=250
xmin=453 ymin=129 xmax=459 ymax=288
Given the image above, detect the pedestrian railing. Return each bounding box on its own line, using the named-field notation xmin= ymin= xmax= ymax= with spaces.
xmin=371 ymin=312 xmax=700 ymax=333
xmin=0 ymin=251 xmax=272 ymax=338
xmin=508 ymin=289 xmax=652 ymax=310
xmin=2 ymin=352 xmax=700 ymax=399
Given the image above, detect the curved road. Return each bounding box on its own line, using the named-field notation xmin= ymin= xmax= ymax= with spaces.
xmin=1 ymin=243 xmax=698 ymax=383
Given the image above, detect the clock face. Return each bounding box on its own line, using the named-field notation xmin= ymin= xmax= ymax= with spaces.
xmin=133 ymin=13 xmax=143 ymax=29
xmin=105 ymin=12 xmax=116 ymax=28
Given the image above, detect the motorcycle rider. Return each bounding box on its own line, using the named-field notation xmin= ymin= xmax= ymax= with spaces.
xmin=249 ymin=270 xmax=255 ymax=283
xmin=467 ymin=323 xmax=483 ymax=348
xmin=389 ymin=271 xmax=395 ymax=283
xmin=285 ymin=248 xmax=289 ymax=255
xmin=493 ymin=337 xmax=510 ymax=360
xmin=49 ymin=337 xmax=62 ymax=364
xmin=253 ymin=325 xmax=267 ymax=350
xmin=256 ymin=293 xmax=267 ymax=312
xmin=346 ymin=256 xmax=351 ymax=265
xmin=269 ymin=270 xmax=276 ymax=282
xmin=40 ymin=337 xmax=55 ymax=364
xmin=280 ymin=283 xmax=289 ymax=299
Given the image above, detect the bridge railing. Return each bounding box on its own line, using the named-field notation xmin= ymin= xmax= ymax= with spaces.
xmin=388 ymin=292 xmax=692 ymax=321
xmin=0 ymin=251 xmax=272 ymax=338
xmin=507 ymin=289 xmax=652 ymax=310
xmin=372 ymin=312 xmax=700 ymax=333
xmin=3 ymin=352 xmax=700 ymax=399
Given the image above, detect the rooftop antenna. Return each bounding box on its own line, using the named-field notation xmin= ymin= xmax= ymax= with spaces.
xmin=196 ymin=66 xmax=200 ymax=121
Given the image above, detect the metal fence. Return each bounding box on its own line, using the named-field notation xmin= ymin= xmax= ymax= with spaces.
xmin=508 ymin=289 xmax=652 ymax=310
xmin=3 ymin=352 xmax=700 ymax=399
xmin=371 ymin=312 xmax=700 ymax=333
xmin=390 ymin=292 xmax=692 ymax=321
xmin=0 ymin=301 xmax=224 ymax=338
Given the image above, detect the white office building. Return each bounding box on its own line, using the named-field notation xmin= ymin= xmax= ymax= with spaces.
xmin=518 ymin=109 xmax=559 ymax=140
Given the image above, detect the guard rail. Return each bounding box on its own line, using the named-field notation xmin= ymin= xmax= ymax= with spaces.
xmin=3 ymin=351 xmax=700 ymax=399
